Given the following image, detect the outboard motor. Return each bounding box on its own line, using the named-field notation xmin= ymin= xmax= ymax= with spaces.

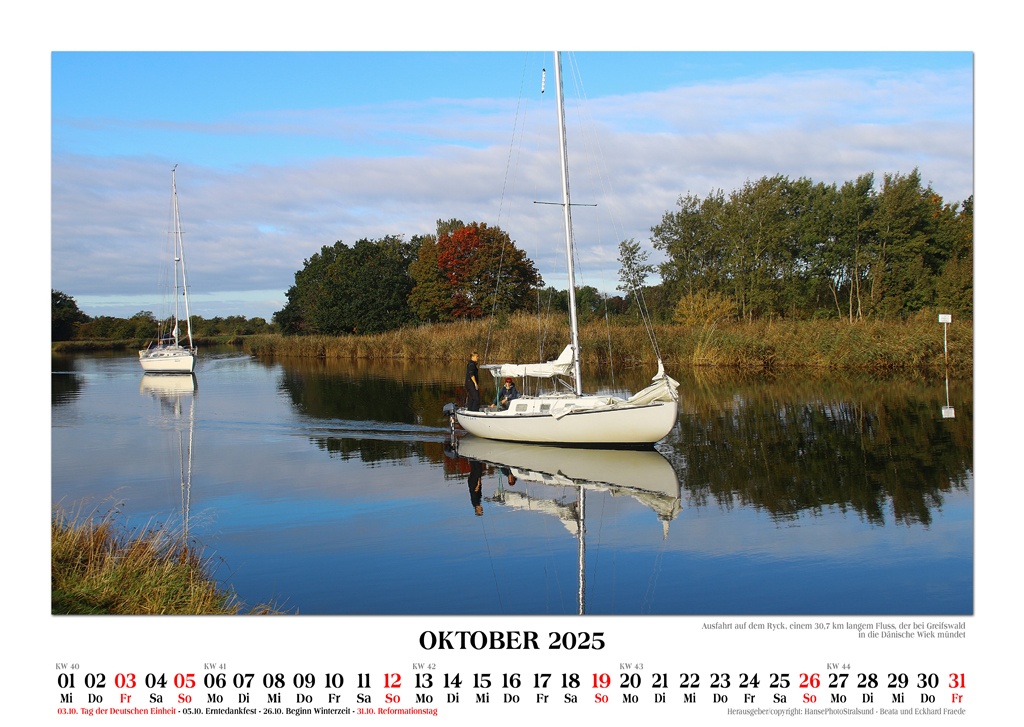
xmin=442 ymin=402 xmax=458 ymax=432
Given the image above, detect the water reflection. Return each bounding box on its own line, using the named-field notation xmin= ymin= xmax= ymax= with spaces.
xmin=275 ymin=357 xmax=454 ymax=463
xmin=278 ymin=358 xmax=972 ymax=528
xmin=51 ymin=352 xmax=972 ymax=614
xmin=454 ymin=436 xmax=682 ymax=524
xmin=942 ymin=372 xmax=956 ymax=419
xmin=52 ymin=356 xmax=86 ymax=407
xmin=447 ymin=437 xmax=684 ymax=613
xmin=139 ymin=374 xmax=196 ymax=544
xmin=668 ymin=373 xmax=971 ymax=526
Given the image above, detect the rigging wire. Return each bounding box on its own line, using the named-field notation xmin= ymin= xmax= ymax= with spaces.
xmin=483 ymin=55 xmax=533 ymax=364
xmin=484 ymin=51 xmax=565 ymax=377
xmin=562 ymin=53 xmax=666 ymax=368
xmin=641 ymin=525 xmax=671 ymax=615
xmin=484 ymin=52 xmax=668 ymax=391
xmin=476 ymin=494 xmax=506 ymax=614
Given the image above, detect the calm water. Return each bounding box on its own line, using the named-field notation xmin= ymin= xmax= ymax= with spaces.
xmin=51 ymin=349 xmax=973 ymax=615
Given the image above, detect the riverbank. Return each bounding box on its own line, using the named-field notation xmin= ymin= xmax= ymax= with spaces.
xmin=52 ymin=335 xmax=243 ymax=354
xmin=241 ymin=313 xmax=972 ymax=375
xmin=52 ymin=508 xmax=283 ymax=615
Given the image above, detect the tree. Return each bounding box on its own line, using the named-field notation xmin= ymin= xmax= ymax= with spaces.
xmin=829 ymin=174 xmax=876 ymax=321
xmin=408 ymin=233 xmax=448 ymax=323
xmin=274 ymin=236 xmax=416 ymax=335
xmin=673 ymin=290 xmax=737 ymax=327
xmin=52 ymin=290 xmax=88 ymax=341
xmin=867 ymin=169 xmax=936 ymax=317
xmin=616 ymin=238 xmax=655 ymax=295
xmin=411 ymin=221 xmax=543 ymax=320
xmin=719 ymin=174 xmax=807 ymax=321
xmin=935 ymin=196 xmax=973 ymax=316
xmin=275 ymin=241 xmax=347 ymax=334
xmin=653 ymin=170 xmax=969 ymax=322
xmin=651 ymin=189 xmax=727 ymax=301
xmin=614 ymin=236 xmax=655 ymax=313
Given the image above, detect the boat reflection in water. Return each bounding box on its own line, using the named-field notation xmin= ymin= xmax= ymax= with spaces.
xmin=448 ymin=436 xmax=681 ymax=613
xmin=140 ymin=374 xmax=196 ymax=544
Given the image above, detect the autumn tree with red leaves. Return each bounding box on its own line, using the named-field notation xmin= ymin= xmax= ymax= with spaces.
xmin=410 ymin=220 xmax=543 ymax=322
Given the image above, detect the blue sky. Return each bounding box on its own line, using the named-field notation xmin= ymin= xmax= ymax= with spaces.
xmin=50 ymin=48 xmax=973 ymax=320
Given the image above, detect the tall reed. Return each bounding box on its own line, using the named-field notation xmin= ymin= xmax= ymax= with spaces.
xmin=243 ymin=311 xmax=971 ymax=375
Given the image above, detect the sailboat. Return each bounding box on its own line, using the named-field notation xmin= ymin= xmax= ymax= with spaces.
xmin=451 ymin=53 xmax=679 ymax=446
xmin=139 ymin=165 xmax=197 ymax=374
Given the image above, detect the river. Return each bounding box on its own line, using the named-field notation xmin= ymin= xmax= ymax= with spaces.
xmin=51 ymin=349 xmax=972 ymax=615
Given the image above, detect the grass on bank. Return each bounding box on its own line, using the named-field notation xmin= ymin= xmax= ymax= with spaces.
xmin=241 ymin=311 xmax=972 ymax=375
xmin=52 ymin=508 xmax=284 ymax=615
xmin=51 ymin=335 xmax=243 ymax=354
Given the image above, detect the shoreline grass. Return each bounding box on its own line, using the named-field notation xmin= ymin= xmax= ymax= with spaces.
xmin=51 ymin=335 xmax=243 ymax=354
xmin=52 ymin=507 xmax=286 ymax=615
xmin=241 ymin=312 xmax=972 ymax=376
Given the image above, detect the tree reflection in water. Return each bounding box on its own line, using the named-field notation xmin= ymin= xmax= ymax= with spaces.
xmin=276 ymin=357 xmax=971 ymax=528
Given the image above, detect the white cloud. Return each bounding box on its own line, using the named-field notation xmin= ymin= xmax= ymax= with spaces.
xmin=51 ymin=63 xmax=972 ymax=319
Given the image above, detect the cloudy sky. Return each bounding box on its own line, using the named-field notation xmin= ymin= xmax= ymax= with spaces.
xmin=49 ymin=45 xmax=973 ymax=321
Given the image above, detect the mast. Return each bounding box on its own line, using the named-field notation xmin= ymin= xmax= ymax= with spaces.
xmin=171 ymin=166 xmax=181 ymax=347
xmin=170 ymin=165 xmax=194 ymax=350
xmin=554 ymin=52 xmax=584 ymax=395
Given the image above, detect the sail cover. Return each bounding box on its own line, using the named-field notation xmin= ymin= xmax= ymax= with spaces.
xmin=482 ymin=344 xmax=574 ymax=380
xmin=626 ymin=360 xmax=680 ymax=405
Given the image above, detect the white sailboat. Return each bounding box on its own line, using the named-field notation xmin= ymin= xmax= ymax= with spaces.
xmin=452 ymin=52 xmax=679 ymax=446
xmin=139 ymin=165 xmax=197 ymax=373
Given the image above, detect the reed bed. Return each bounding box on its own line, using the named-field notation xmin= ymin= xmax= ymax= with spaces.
xmin=52 ymin=507 xmax=284 ymax=615
xmin=243 ymin=312 xmax=972 ymax=375
xmin=52 ymin=336 xmax=238 ymax=354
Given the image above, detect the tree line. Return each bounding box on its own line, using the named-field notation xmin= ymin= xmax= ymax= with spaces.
xmin=52 ymin=168 xmax=972 ymax=342
xmin=50 ymin=289 xmax=273 ymax=343
xmin=653 ymin=168 xmax=972 ymax=323
xmin=275 ymin=169 xmax=970 ymax=335
xmin=274 ymin=219 xmax=545 ymax=335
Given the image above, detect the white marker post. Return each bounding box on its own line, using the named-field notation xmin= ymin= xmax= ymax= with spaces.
xmin=939 ymin=313 xmax=952 ymax=364
xmin=939 ymin=313 xmax=954 ymax=418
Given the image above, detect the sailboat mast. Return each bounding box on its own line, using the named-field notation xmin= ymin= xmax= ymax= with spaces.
xmin=170 ymin=166 xmax=182 ymax=348
xmin=554 ymin=52 xmax=584 ymax=396
xmin=170 ymin=165 xmax=194 ymax=350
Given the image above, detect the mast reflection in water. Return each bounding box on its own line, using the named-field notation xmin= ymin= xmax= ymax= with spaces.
xmin=447 ymin=438 xmax=682 ymax=615
xmin=139 ymin=373 xmax=196 ymax=547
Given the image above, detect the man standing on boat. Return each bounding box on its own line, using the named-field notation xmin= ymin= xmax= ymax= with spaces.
xmin=465 ymin=351 xmax=481 ymax=411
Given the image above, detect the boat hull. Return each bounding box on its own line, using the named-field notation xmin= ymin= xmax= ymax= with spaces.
xmin=457 ymin=436 xmax=680 ymax=497
xmin=456 ymin=397 xmax=678 ymax=447
xmin=139 ymin=346 xmax=196 ymax=373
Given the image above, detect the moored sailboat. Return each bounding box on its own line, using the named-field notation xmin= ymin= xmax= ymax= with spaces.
xmin=451 ymin=53 xmax=678 ymax=446
xmin=139 ymin=166 xmax=197 ymax=374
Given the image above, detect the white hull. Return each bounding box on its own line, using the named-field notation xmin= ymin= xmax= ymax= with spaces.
xmin=456 ymin=395 xmax=678 ymax=446
xmin=139 ymin=346 xmax=196 ymax=373
xmin=456 ymin=436 xmax=679 ymax=497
